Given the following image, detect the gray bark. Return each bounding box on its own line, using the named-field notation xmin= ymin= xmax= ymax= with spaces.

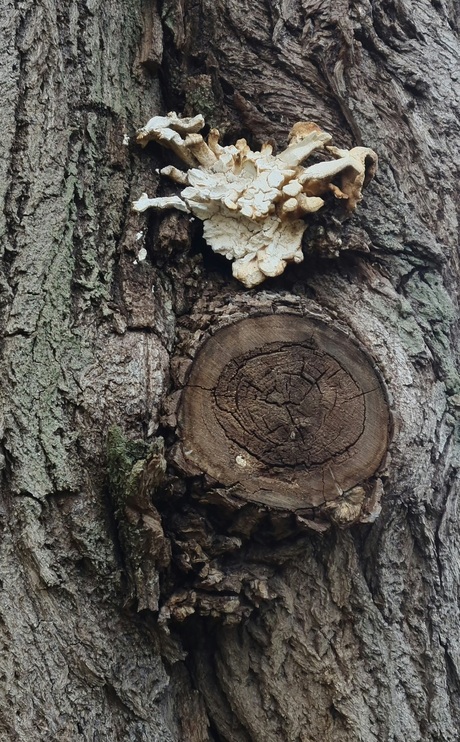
xmin=0 ymin=0 xmax=459 ymax=740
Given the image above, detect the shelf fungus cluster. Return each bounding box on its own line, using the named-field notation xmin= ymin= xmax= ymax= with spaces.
xmin=133 ymin=112 xmax=378 ymax=287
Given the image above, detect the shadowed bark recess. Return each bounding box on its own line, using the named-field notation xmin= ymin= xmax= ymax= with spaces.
xmin=0 ymin=0 xmax=459 ymax=741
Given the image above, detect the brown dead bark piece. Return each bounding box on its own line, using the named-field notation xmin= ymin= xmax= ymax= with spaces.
xmin=178 ymin=314 xmax=390 ymax=517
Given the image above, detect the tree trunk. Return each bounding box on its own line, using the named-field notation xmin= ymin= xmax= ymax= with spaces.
xmin=1 ymin=0 xmax=459 ymax=740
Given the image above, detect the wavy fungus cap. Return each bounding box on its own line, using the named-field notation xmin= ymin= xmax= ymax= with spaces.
xmin=133 ymin=112 xmax=377 ymax=288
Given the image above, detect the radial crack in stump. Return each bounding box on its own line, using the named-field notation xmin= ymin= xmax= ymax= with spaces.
xmin=133 ymin=113 xmax=377 ymax=287
xmin=177 ymin=315 xmax=390 ymax=519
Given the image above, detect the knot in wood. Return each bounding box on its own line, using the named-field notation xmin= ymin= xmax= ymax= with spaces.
xmin=179 ymin=315 xmax=390 ymax=511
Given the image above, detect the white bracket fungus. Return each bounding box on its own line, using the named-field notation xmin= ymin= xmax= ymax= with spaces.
xmin=133 ymin=113 xmax=377 ymax=288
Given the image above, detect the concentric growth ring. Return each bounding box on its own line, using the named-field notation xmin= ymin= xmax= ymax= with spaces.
xmin=179 ymin=315 xmax=390 ymax=510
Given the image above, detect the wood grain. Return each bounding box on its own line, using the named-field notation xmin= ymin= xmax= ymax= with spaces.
xmin=180 ymin=315 xmax=389 ymax=509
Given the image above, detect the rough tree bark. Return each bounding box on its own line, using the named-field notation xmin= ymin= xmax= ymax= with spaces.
xmin=0 ymin=0 xmax=459 ymax=740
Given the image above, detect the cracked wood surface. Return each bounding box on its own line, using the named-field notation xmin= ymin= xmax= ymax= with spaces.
xmin=179 ymin=314 xmax=389 ymax=511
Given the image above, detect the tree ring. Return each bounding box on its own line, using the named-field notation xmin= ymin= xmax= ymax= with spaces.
xmin=179 ymin=314 xmax=390 ymax=510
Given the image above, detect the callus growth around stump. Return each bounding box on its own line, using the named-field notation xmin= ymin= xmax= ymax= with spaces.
xmin=178 ymin=315 xmax=390 ymax=516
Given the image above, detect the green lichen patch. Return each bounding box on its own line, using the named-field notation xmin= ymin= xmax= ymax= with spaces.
xmin=106 ymin=425 xmax=150 ymax=514
xmin=106 ymin=426 xmax=170 ymax=613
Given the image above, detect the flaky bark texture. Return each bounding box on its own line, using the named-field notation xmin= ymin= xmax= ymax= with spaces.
xmin=0 ymin=0 xmax=459 ymax=740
